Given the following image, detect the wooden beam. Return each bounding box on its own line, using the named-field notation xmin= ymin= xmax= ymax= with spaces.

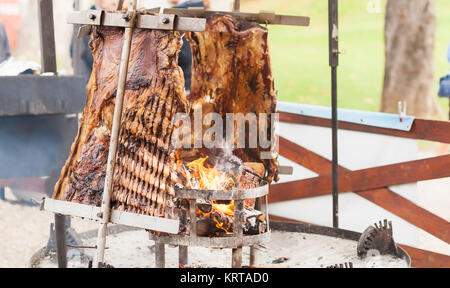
xmin=279 ymin=112 xmax=450 ymax=144
xmin=279 ymin=137 xmax=346 ymax=175
xmin=357 ymin=188 xmax=450 ymax=244
xmin=272 ymin=154 xmax=450 ymax=199
xmin=274 ymin=138 xmax=450 ymax=244
xmin=398 ymin=244 xmax=450 ymax=268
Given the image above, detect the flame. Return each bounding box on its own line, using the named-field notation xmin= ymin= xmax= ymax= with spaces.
xmin=176 ymin=155 xmax=237 ymax=234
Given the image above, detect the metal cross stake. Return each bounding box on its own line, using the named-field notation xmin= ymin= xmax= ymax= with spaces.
xmin=93 ymin=0 xmax=138 ymax=268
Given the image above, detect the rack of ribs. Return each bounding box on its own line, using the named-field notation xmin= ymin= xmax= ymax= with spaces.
xmin=187 ymin=14 xmax=279 ymax=182
xmin=52 ymin=26 xmax=188 ymax=219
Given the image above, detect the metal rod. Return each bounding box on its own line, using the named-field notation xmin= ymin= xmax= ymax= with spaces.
xmin=93 ymin=0 xmax=137 ymax=268
xmin=189 ymin=199 xmax=197 ymax=236
xmin=163 ymin=8 xmax=310 ymax=27
xmin=329 ymin=0 xmax=339 ymax=228
xmin=155 ymin=242 xmax=165 ymax=268
xmin=265 ymin=195 xmax=270 ymax=232
xmin=54 ymin=214 xmax=67 ymax=268
xmin=232 ymin=247 xmax=243 ymax=268
xmin=250 ymin=198 xmax=262 ymax=267
xmin=179 ymin=246 xmax=188 ymax=266
xmin=233 ymin=0 xmax=240 ymax=12
xmin=72 ymin=0 xmax=84 ymax=75
xmin=232 ymin=200 xmax=244 ymax=268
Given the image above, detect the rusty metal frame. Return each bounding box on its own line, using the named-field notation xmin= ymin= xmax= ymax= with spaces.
xmin=151 ymin=182 xmax=270 ymax=268
xmin=174 ymin=181 xmax=269 ymax=200
xmin=41 ymin=198 xmax=180 ymax=234
xmin=67 ymin=10 xmax=206 ymax=32
xmin=162 ymin=8 xmax=310 ymax=27
xmin=149 ymin=232 xmax=270 ymax=249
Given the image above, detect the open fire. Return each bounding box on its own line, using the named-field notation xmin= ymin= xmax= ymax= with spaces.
xmin=174 ymin=153 xmax=265 ymax=235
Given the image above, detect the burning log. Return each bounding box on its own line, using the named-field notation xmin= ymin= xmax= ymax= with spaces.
xmin=195 ymin=202 xmax=266 ymax=237
xmin=239 ymin=162 xmax=265 ymax=208
xmin=174 ymin=160 xmax=267 ymax=237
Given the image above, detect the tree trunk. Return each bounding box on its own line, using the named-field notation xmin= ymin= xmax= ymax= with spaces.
xmin=381 ymin=0 xmax=441 ymax=118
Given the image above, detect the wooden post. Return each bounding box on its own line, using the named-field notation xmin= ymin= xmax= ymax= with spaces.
xmin=38 ymin=0 xmax=67 ymax=268
xmin=38 ymin=0 xmax=57 ymax=74
xmin=93 ymin=0 xmax=137 ymax=268
xmin=116 ymin=0 xmax=124 ymax=11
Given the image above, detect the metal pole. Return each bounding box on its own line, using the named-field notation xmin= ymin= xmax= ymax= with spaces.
xmin=38 ymin=0 xmax=67 ymax=268
xmin=54 ymin=214 xmax=67 ymax=268
xmin=155 ymin=242 xmax=165 ymax=268
xmin=179 ymin=245 xmax=188 ymax=267
xmin=232 ymin=200 xmax=244 ymax=268
xmin=249 ymin=198 xmax=262 ymax=267
xmin=233 ymin=0 xmax=240 ymax=12
xmin=328 ymin=0 xmax=339 ymax=228
xmin=93 ymin=0 xmax=137 ymax=268
xmin=72 ymin=0 xmax=82 ymax=75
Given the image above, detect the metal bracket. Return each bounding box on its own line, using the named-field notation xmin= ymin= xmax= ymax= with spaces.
xmin=158 ymin=14 xmax=175 ymax=30
xmin=86 ymin=9 xmax=103 ymax=25
xmin=258 ymin=10 xmax=276 ymax=24
xmin=68 ymin=11 xmax=206 ymax=32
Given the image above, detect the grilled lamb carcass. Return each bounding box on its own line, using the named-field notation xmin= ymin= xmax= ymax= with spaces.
xmin=52 ymin=25 xmax=188 ymax=220
xmin=186 ymin=14 xmax=279 ymax=183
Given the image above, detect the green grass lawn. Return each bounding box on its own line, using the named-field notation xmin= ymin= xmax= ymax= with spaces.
xmin=241 ymin=0 xmax=450 ymax=118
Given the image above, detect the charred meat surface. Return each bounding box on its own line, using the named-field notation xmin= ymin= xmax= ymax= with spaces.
xmin=187 ymin=15 xmax=279 ymax=182
xmin=53 ymin=25 xmax=187 ymax=220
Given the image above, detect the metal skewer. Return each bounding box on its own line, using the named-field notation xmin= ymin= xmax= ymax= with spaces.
xmin=93 ymin=0 xmax=137 ymax=268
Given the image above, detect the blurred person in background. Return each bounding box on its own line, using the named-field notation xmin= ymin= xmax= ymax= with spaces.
xmin=0 ymin=20 xmax=11 ymax=63
xmin=70 ymin=0 xmax=119 ymax=78
xmin=168 ymin=0 xmax=209 ymax=92
xmin=437 ymin=40 xmax=450 ymax=155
